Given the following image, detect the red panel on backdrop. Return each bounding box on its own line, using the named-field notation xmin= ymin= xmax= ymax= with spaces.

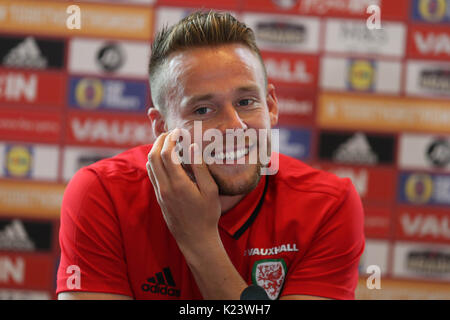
xmin=0 ymin=253 xmax=54 ymax=290
xmin=363 ymin=205 xmax=393 ymax=239
xmin=0 ymin=69 xmax=65 ymax=108
xmin=0 ymin=108 xmax=61 ymax=143
xmin=261 ymin=51 xmax=319 ymax=90
xmin=66 ymin=111 xmax=154 ymax=149
xmin=275 ymin=86 xmax=316 ymax=126
xmin=407 ymin=24 xmax=450 ymax=61
xmin=316 ymin=163 xmax=397 ymax=204
xmin=395 ymin=206 xmax=450 ymax=245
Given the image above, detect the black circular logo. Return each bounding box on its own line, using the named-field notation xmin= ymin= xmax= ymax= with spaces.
xmin=426 ymin=139 xmax=450 ymax=167
xmin=96 ymin=43 xmax=124 ymax=73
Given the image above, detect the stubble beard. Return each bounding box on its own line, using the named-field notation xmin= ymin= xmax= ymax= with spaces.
xmin=209 ymin=162 xmax=262 ymax=196
xmin=208 ymin=135 xmax=271 ymax=196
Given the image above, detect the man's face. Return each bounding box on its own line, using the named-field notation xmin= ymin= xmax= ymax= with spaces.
xmin=152 ymin=44 xmax=278 ymax=195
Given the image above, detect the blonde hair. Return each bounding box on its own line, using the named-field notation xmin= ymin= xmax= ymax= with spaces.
xmin=149 ymin=11 xmax=267 ymax=112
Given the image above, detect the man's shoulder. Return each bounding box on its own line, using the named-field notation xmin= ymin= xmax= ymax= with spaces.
xmin=85 ymin=144 xmax=152 ymax=181
xmin=274 ymin=153 xmax=351 ymax=199
xmin=271 ymin=154 xmax=361 ymax=233
xmin=64 ymin=144 xmax=154 ymax=211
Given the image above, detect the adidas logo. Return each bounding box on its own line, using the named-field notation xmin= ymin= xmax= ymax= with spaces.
xmin=141 ymin=267 xmax=180 ymax=297
xmin=0 ymin=220 xmax=35 ymax=251
xmin=333 ymin=133 xmax=378 ymax=164
xmin=3 ymin=37 xmax=47 ymax=69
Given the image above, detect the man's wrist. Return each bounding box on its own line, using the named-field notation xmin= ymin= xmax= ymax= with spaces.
xmin=175 ymin=229 xmax=249 ymax=300
xmin=175 ymin=229 xmax=223 ymax=263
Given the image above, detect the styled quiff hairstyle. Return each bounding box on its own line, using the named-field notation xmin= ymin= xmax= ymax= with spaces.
xmin=148 ymin=10 xmax=267 ymax=113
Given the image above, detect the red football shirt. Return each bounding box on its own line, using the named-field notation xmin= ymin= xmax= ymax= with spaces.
xmin=57 ymin=144 xmax=365 ymax=299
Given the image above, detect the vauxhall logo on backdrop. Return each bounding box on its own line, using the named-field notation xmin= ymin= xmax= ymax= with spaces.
xmin=414 ymin=30 xmax=450 ymax=56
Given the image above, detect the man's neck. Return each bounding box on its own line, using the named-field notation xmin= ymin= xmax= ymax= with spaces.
xmin=219 ymin=194 xmax=246 ymax=214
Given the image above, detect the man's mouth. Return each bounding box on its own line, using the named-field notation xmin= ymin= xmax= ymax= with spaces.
xmin=212 ymin=143 xmax=256 ymax=162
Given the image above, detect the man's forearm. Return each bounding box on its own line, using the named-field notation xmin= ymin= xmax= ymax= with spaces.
xmin=178 ymin=232 xmax=248 ymax=300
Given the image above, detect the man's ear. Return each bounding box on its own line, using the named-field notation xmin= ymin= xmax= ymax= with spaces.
xmin=266 ymin=83 xmax=279 ymax=127
xmin=147 ymin=107 xmax=167 ymax=138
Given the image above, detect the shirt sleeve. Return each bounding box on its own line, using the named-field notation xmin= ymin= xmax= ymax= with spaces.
xmin=280 ymin=179 xmax=365 ymax=300
xmin=56 ymin=167 xmax=133 ymax=298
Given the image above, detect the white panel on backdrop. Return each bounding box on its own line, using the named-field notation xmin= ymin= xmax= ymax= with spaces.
xmin=392 ymin=242 xmax=450 ymax=282
xmin=405 ymin=60 xmax=450 ymax=98
xmin=69 ymin=38 xmax=151 ymax=79
xmin=359 ymin=240 xmax=390 ymax=276
xmin=399 ymin=133 xmax=450 ymax=171
xmin=0 ymin=143 xmax=59 ymax=181
xmin=63 ymin=146 xmax=124 ymax=182
xmin=320 ymin=56 xmax=402 ymax=94
xmin=155 ymin=7 xmax=189 ymax=34
xmin=324 ymin=19 xmax=406 ymax=57
xmin=242 ymin=13 xmax=320 ymax=53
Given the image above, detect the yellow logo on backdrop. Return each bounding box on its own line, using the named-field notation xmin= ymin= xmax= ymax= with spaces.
xmin=6 ymin=146 xmax=32 ymax=178
xmin=418 ymin=0 xmax=447 ymax=22
xmin=348 ymin=60 xmax=375 ymax=91
xmin=75 ymin=78 xmax=104 ymax=109
xmin=405 ymin=174 xmax=433 ymax=204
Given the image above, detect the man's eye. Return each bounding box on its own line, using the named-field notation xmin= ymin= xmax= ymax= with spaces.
xmin=194 ymin=107 xmax=211 ymax=115
xmin=238 ymin=99 xmax=255 ymax=107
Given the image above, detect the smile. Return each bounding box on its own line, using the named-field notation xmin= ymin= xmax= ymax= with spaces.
xmin=213 ymin=143 xmax=256 ymax=162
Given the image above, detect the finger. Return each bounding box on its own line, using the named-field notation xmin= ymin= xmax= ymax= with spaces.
xmin=146 ymin=161 xmax=159 ymax=196
xmin=147 ymin=132 xmax=170 ymax=191
xmin=147 ymin=161 xmax=168 ymax=211
xmin=160 ymin=128 xmax=193 ymax=182
xmin=190 ymin=143 xmax=218 ymax=196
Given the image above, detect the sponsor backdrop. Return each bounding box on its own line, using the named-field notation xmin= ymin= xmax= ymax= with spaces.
xmin=0 ymin=0 xmax=449 ymax=299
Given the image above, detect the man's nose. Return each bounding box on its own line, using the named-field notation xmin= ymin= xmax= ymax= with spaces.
xmin=216 ymin=103 xmax=248 ymax=133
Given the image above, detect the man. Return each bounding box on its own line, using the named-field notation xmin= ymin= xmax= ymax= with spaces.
xmin=57 ymin=11 xmax=365 ymax=300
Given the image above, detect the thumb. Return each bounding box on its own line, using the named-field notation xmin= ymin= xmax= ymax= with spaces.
xmin=190 ymin=143 xmax=218 ymax=196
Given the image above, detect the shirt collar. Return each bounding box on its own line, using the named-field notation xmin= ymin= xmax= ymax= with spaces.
xmin=218 ymin=175 xmax=269 ymax=240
